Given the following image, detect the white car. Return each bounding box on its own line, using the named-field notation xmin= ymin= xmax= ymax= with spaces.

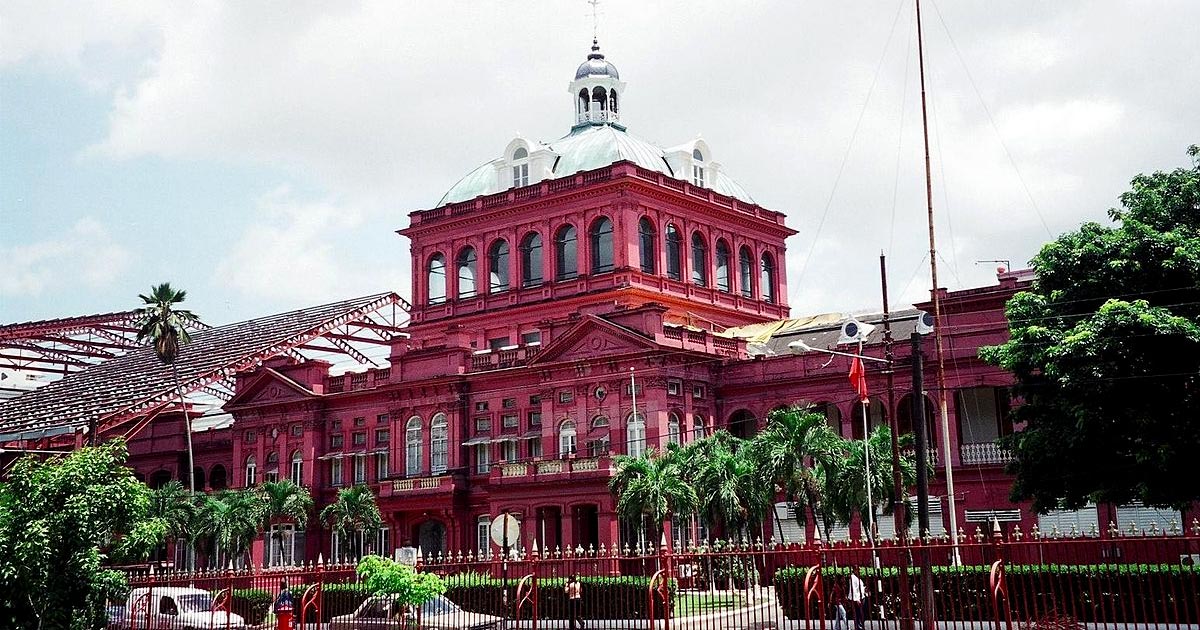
xmin=125 ymin=586 xmax=246 ymax=630
xmin=330 ymin=595 xmax=503 ymax=630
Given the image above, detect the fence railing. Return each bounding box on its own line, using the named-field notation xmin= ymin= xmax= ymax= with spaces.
xmin=117 ymin=531 xmax=1200 ymax=630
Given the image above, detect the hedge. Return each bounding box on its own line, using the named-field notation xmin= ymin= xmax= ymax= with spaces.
xmin=774 ymin=563 xmax=1199 ymax=623
xmin=228 ymin=588 xmax=273 ymax=626
xmin=443 ymin=575 xmax=675 ymax=620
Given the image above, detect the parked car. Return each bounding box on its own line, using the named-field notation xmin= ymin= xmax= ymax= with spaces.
xmin=330 ymin=595 xmax=503 ymax=630
xmin=124 ymin=586 xmax=246 ymax=629
xmin=105 ymin=603 xmax=127 ymax=629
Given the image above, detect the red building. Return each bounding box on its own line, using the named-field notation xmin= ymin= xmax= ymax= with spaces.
xmin=1 ymin=41 xmax=1185 ymax=568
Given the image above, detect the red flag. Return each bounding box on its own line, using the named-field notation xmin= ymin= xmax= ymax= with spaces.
xmin=848 ymin=357 xmax=868 ymax=402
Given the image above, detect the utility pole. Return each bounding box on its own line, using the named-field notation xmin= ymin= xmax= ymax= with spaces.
xmin=911 ymin=332 xmax=935 ymax=630
xmin=881 ymin=253 xmax=914 ymax=630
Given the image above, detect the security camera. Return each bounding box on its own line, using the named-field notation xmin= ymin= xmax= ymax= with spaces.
xmin=915 ymin=311 xmax=935 ymax=335
xmin=838 ymin=318 xmax=875 ymax=345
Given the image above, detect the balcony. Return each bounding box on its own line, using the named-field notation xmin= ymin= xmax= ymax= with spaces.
xmin=469 ymin=344 xmax=542 ymax=372
xmin=959 ymin=442 xmax=1013 ymax=466
xmin=380 ymin=474 xmax=457 ymax=497
xmin=490 ymin=457 xmax=611 ymax=484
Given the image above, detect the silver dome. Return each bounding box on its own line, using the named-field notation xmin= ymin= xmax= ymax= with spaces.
xmin=574 ymin=40 xmax=619 ymax=80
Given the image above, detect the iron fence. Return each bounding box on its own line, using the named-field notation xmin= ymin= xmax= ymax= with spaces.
xmin=116 ymin=527 xmax=1200 ymax=630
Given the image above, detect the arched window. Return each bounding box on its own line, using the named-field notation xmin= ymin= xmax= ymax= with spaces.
xmin=511 ymin=147 xmax=529 ymax=188
xmin=457 ymin=247 xmax=477 ymax=298
xmin=555 ymin=225 xmax=578 ymax=280
xmin=244 ymin=455 xmax=257 ymax=487
xmin=729 ymin=409 xmax=757 ymax=440
xmin=265 ymin=451 xmax=279 ymax=483
xmin=488 ymin=239 xmax=509 ymax=293
xmin=638 ymin=218 xmax=656 ymax=273
xmin=405 ymin=417 xmax=423 ymax=476
xmin=210 ymin=464 xmax=227 ymax=490
xmin=692 ymin=148 xmax=705 ymax=187
xmin=559 ymin=420 xmax=577 ymax=456
xmin=692 ymin=414 xmax=708 ymax=440
xmin=430 ymin=414 xmax=448 ymax=473
xmin=665 ymin=224 xmax=682 ymax=281
xmin=578 ymin=89 xmax=589 ymax=113
xmin=290 ymin=451 xmax=303 ymax=485
xmin=590 ymin=217 xmax=614 ymax=274
xmin=667 ymin=413 xmax=682 ymax=446
xmin=738 ymin=246 xmax=754 ymax=298
xmin=427 ymin=253 xmax=446 ymax=304
xmin=715 ymin=240 xmax=731 ymax=293
xmin=691 ymin=232 xmax=708 ymax=287
xmin=627 ymin=412 xmax=646 ymax=457
xmin=520 ymin=232 xmax=543 ymax=287
xmin=610 ymin=90 xmax=619 ymax=113
xmin=760 ymin=252 xmax=776 ymax=304
xmin=591 ymin=86 xmax=608 ymax=111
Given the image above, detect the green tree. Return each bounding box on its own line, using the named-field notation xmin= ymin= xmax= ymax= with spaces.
xmin=120 ymin=480 xmax=197 ymax=563
xmin=0 ymin=442 xmax=151 ymax=630
xmin=357 ymin=555 xmax=446 ymax=624
xmin=981 ymin=145 xmax=1200 ymax=513
xmin=134 ymin=283 xmax=202 ymax=497
xmin=609 ymin=446 xmax=699 ymax=545
xmin=689 ymin=436 xmax=772 ymax=542
xmin=746 ymin=406 xmax=843 ymax=536
xmin=321 ymin=485 xmax=383 ymax=561
xmin=259 ymin=480 xmax=313 ymax=566
xmin=823 ymin=425 xmax=915 ymax=541
xmin=194 ymin=489 xmax=267 ymax=567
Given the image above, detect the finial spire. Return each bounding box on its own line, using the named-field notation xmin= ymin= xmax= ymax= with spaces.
xmin=589 ymin=0 xmax=601 ymax=42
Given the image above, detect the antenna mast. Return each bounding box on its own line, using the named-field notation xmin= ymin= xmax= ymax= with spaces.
xmin=915 ymin=0 xmax=961 ymax=560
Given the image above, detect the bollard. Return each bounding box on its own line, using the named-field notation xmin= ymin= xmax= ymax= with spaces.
xmin=275 ymin=580 xmax=295 ymax=630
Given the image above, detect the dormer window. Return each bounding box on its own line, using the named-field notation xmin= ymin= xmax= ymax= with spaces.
xmin=692 ymin=148 xmax=706 ymax=187
xmin=511 ymin=147 xmax=529 ymax=188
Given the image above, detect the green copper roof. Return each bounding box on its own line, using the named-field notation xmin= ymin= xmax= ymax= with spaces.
xmin=437 ymin=124 xmax=756 ymax=207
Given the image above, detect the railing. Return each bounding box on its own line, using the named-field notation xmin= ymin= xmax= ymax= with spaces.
xmin=120 ymin=529 xmax=1200 ymax=630
xmin=468 ymin=344 xmax=542 ymax=372
xmin=390 ymin=475 xmax=448 ymax=493
xmin=960 ymin=441 xmax=1014 ymax=465
xmin=576 ymin=109 xmax=619 ymax=125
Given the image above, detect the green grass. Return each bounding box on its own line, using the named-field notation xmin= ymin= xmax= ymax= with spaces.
xmin=674 ymin=592 xmax=745 ymax=616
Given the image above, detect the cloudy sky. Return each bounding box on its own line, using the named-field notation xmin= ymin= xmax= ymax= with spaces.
xmin=2 ymin=1 xmax=1197 ymax=326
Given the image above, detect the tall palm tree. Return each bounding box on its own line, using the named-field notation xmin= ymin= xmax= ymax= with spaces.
xmin=825 ymin=425 xmax=916 ymax=542
xmin=134 ymin=284 xmax=202 ymax=496
xmin=747 ymin=406 xmax=844 ymax=539
xmin=194 ymin=489 xmax=267 ymax=568
xmin=692 ymin=438 xmax=772 ymax=543
xmin=320 ymin=485 xmax=383 ymax=562
xmin=609 ymin=447 xmax=698 ymax=546
xmin=259 ymin=480 xmax=313 ymax=566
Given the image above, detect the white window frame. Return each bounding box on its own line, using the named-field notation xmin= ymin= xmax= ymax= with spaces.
xmin=245 ymin=455 xmax=257 ymax=487
xmin=290 ymin=451 xmax=303 ymax=485
xmin=500 ymin=439 xmax=518 ymax=462
xmin=331 ymin=458 xmax=344 ymax=487
xmin=667 ymin=413 xmax=682 ymax=446
xmin=353 ymin=455 xmax=367 ymax=484
xmin=375 ymin=451 xmax=389 ymax=481
xmin=431 ymin=413 xmax=449 ymax=473
xmin=627 ymin=412 xmax=646 ymax=458
xmin=477 ymin=516 xmax=491 ymax=555
xmin=405 ymin=416 xmax=423 ymax=476
xmin=559 ymin=420 xmax=577 ymax=456
xmin=474 ymin=443 xmax=490 ymax=474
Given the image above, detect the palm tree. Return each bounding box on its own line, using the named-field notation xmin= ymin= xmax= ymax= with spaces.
xmin=259 ymin=480 xmax=313 ymax=566
xmin=609 ymin=447 xmax=698 ymax=547
xmin=320 ymin=485 xmax=383 ymax=562
xmin=194 ymin=489 xmax=267 ymax=568
xmin=134 ymin=284 xmax=202 ymax=496
xmin=148 ymin=480 xmax=197 ymax=563
xmin=691 ymin=437 xmax=772 ymax=544
xmin=747 ymin=406 xmax=844 ymax=540
xmin=824 ymin=425 xmax=916 ymax=542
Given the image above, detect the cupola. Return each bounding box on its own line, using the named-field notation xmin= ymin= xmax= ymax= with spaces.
xmin=569 ymin=39 xmax=626 ymax=128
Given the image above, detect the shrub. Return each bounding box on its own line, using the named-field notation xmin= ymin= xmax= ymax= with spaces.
xmin=442 ymin=574 xmax=674 ymax=620
xmin=228 ymin=588 xmax=273 ymax=626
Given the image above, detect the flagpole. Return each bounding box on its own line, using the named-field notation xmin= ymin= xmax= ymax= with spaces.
xmin=860 ymin=341 xmax=875 ymax=546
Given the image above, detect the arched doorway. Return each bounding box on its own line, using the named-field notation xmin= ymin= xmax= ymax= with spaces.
xmin=149 ymin=470 xmax=171 ymax=489
xmin=416 ymin=520 xmax=446 ymax=558
xmin=209 ymin=464 xmax=228 ymax=491
xmin=728 ymin=409 xmax=757 ymax=440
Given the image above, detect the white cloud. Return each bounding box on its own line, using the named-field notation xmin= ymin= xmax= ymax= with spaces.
xmin=0 ymin=218 xmax=133 ymax=296
xmin=213 ymin=187 xmax=380 ymax=303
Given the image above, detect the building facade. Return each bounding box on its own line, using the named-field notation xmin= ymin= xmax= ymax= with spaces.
xmin=119 ymin=42 xmax=1184 ymax=567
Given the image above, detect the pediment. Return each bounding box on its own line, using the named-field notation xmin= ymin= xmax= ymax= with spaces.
xmin=225 ymin=369 xmax=318 ymax=408
xmin=529 ymin=316 xmax=659 ymax=365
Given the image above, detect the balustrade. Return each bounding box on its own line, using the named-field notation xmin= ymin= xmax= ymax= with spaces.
xmin=960 ymin=441 xmax=1013 ymax=465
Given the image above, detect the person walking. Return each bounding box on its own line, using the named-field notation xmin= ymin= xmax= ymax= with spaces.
xmin=566 ymin=574 xmax=585 ymax=629
xmin=830 ymin=579 xmax=848 ymax=630
xmin=848 ymin=567 xmax=868 ymax=630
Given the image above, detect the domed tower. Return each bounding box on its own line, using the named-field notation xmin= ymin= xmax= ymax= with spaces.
xmin=570 ymin=39 xmax=626 ymax=127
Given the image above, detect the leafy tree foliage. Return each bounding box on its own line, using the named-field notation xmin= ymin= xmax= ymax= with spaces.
xmin=981 ymin=145 xmax=1200 ymax=513
xmin=194 ymin=489 xmax=268 ymax=566
xmin=609 ymin=447 xmax=699 ymax=543
xmin=357 ymin=555 xmax=446 ymax=612
xmin=322 ymin=485 xmax=383 ymax=559
xmin=0 ymin=442 xmax=150 ymax=630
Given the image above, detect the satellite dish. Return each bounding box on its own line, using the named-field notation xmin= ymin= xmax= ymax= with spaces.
xmin=915 ymin=311 xmax=935 ymax=335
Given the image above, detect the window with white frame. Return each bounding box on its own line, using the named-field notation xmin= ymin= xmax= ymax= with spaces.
xmin=265 ymin=451 xmax=279 ymax=483
xmin=529 ymin=437 xmax=543 ymax=458
xmin=375 ymin=451 xmax=389 ymax=481
xmin=268 ymin=524 xmax=299 ymax=567
xmin=431 ymin=413 xmax=448 ymax=473
xmin=692 ymin=148 xmax=706 ymax=187
xmin=627 ymin=412 xmax=646 ymax=457
xmin=353 ymin=455 xmax=366 ymax=484
xmin=500 ymin=439 xmax=518 ymax=462
xmin=1038 ymin=504 xmax=1099 ymax=537
xmin=474 ymin=443 xmax=490 ymax=474
xmin=693 ymin=415 xmax=707 ymax=440
xmin=667 ymin=380 xmax=681 ymax=396
xmin=331 ymin=458 xmax=344 ymax=487
xmin=290 ymin=451 xmax=303 ymax=485
xmin=477 ymin=516 xmax=491 ymax=555
xmin=405 ymin=416 xmax=422 ymax=476
xmin=667 ymin=413 xmax=682 ymax=446
xmin=245 ymin=455 xmax=257 ymax=486
xmin=512 ymin=147 xmax=529 ymax=187
xmin=559 ymin=420 xmax=577 ymax=456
